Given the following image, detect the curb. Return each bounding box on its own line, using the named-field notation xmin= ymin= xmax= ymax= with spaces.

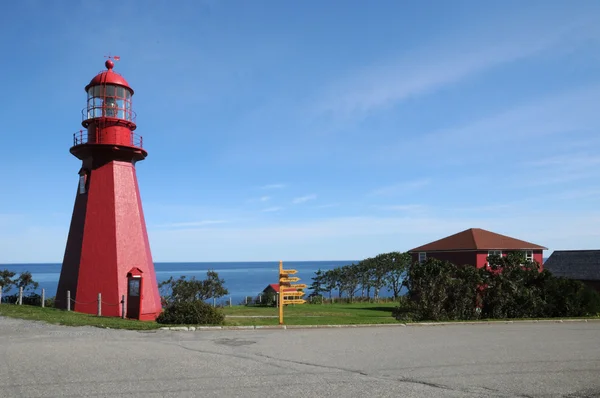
xmin=155 ymin=318 xmax=600 ymax=331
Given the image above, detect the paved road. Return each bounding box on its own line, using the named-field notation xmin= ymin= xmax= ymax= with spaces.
xmin=1 ymin=317 xmax=599 ymax=397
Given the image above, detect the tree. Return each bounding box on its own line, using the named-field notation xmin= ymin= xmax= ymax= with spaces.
xmin=13 ymin=271 xmax=39 ymax=295
xmin=338 ymin=264 xmax=361 ymax=302
xmin=384 ymin=252 xmax=411 ymax=300
xmin=159 ymin=269 xmax=229 ymax=304
xmin=309 ymin=269 xmax=325 ymax=298
xmin=366 ymin=254 xmax=390 ymax=300
xmin=0 ymin=270 xmax=16 ymax=294
xmin=398 ymin=251 xmax=600 ymax=322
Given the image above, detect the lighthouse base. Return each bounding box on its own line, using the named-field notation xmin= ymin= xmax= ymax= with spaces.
xmin=56 ymin=160 xmax=162 ymax=320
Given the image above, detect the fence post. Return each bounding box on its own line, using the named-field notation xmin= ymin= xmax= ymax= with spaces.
xmin=97 ymin=293 xmax=102 ymax=316
xmin=41 ymin=289 xmax=45 ymax=308
xmin=121 ymin=295 xmax=125 ymax=319
xmin=0 ymin=289 xmax=2 ymax=304
xmin=67 ymin=290 xmax=71 ymax=311
xmin=245 ymin=296 xmax=248 ymax=305
xmin=229 ymin=297 xmax=232 ymax=307
xmin=18 ymin=287 xmax=23 ymax=305
xmin=213 ymin=297 xmax=216 ymax=307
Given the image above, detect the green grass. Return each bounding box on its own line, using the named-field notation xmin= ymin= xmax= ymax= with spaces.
xmin=3 ymin=303 xmax=595 ymax=330
xmin=0 ymin=302 xmax=400 ymax=329
xmin=221 ymin=302 xmax=401 ymax=326
xmin=0 ymin=304 xmax=161 ymax=330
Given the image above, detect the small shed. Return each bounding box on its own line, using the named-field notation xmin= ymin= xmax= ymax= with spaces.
xmin=262 ymin=284 xmax=304 ymax=302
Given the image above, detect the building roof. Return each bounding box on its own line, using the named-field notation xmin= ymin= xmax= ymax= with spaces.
xmin=543 ymin=250 xmax=600 ymax=281
xmin=408 ymin=228 xmax=547 ymax=252
xmin=264 ymin=284 xmax=298 ymax=293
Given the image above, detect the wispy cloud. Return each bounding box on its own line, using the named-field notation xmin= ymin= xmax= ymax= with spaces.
xmin=144 ymin=212 xmax=600 ymax=262
xmin=312 ymin=17 xmax=595 ymax=125
xmin=514 ymin=152 xmax=600 ymax=187
xmin=261 ymin=184 xmax=286 ymax=190
xmin=259 ymin=196 xmax=270 ymax=202
xmin=292 ymin=194 xmax=317 ymax=204
xmin=314 ymin=203 xmax=340 ymax=209
xmin=369 ymin=179 xmax=430 ymax=196
xmin=371 ymin=83 xmax=600 ymax=168
xmin=261 ymin=207 xmax=282 ymax=213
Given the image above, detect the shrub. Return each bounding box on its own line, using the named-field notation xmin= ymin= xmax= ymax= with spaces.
xmin=45 ymin=296 xmax=56 ymax=308
xmin=156 ymin=300 xmax=225 ymax=325
xmin=392 ymin=296 xmax=417 ymax=322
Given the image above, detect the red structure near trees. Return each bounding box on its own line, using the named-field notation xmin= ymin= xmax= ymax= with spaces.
xmin=55 ymin=58 xmax=162 ymax=320
xmin=408 ymin=228 xmax=547 ymax=269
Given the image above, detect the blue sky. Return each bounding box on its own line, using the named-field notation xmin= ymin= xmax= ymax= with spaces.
xmin=1 ymin=0 xmax=599 ymax=263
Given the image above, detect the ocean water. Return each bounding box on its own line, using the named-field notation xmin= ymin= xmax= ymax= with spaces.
xmin=0 ymin=261 xmax=374 ymax=305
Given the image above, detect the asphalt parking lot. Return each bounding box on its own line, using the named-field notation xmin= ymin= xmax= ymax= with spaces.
xmin=1 ymin=317 xmax=599 ymax=397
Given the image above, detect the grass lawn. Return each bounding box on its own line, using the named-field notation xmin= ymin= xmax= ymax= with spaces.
xmin=0 ymin=302 xmax=400 ymax=329
xmin=1 ymin=303 xmax=597 ymax=329
xmin=222 ymin=302 xmax=400 ymax=326
xmin=0 ymin=304 xmax=161 ymax=330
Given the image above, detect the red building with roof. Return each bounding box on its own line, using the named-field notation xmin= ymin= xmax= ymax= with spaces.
xmin=263 ymin=284 xmax=301 ymax=299
xmin=408 ymin=228 xmax=547 ymax=269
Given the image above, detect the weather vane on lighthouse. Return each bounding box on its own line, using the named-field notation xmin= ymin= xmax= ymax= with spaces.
xmin=56 ymin=57 xmax=162 ymax=321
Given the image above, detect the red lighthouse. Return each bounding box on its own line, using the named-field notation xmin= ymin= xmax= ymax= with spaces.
xmin=56 ymin=58 xmax=162 ymax=321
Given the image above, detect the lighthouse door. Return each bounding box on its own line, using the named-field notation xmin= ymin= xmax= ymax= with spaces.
xmin=126 ymin=276 xmax=142 ymax=319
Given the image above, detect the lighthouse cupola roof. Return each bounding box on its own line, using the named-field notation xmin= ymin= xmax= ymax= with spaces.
xmin=85 ymin=59 xmax=134 ymax=94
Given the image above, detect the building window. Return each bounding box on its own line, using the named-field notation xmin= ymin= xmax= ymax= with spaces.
xmin=524 ymin=250 xmax=533 ymax=262
xmin=418 ymin=252 xmax=427 ymax=263
xmin=487 ymin=250 xmax=502 ymax=267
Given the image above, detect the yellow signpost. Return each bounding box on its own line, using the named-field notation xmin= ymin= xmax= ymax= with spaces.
xmin=283 ymin=291 xmax=305 ymax=297
xmin=289 ymin=284 xmax=307 ymax=289
xmin=279 ymin=277 xmax=300 ymax=283
xmin=284 ymin=299 xmax=306 ymax=305
xmin=278 ymin=260 xmax=306 ymax=325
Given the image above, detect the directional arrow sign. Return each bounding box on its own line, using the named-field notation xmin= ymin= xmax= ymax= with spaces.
xmin=280 ymin=277 xmax=300 ymax=283
xmin=282 ymin=291 xmax=305 ymax=297
xmin=281 ymin=269 xmax=298 ymax=275
xmin=283 ymin=299 xmax=306 ymax=305
xmin=289 ymin=284 xmax=307 ymax=289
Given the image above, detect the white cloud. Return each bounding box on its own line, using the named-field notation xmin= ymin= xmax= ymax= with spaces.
xmin=2 ymin=210 xmax=599 ymax=263
xmin=261 ymin=207 xmax=282 ymax=213
xmin=261 ymin=184 xmax=286 ymax=190
xmin=369 ymin=179 xmax=430 ymax=196
xmin=143 ymin=212 xmax=600 ymax=262
xmin=259 ymin=196 xmax=271 ymax=202
xmin=292 ymin=194 xmax=317 ymax=204
xmin=314 ymin=203 xmax=340 ymax=209
xmin=312 ymin=17 xmax=597 ymax=125
xmin=370 ymin=83 xmax=600 ymax=168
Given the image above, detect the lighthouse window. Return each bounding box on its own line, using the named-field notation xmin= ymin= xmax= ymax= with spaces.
xmin=79 ymin=174 xmax=87 ymax=194
xmin=105 ymin=85 xmax=116 ymax=97
xmin=85 ymin=85 xmax=133 ymax=121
